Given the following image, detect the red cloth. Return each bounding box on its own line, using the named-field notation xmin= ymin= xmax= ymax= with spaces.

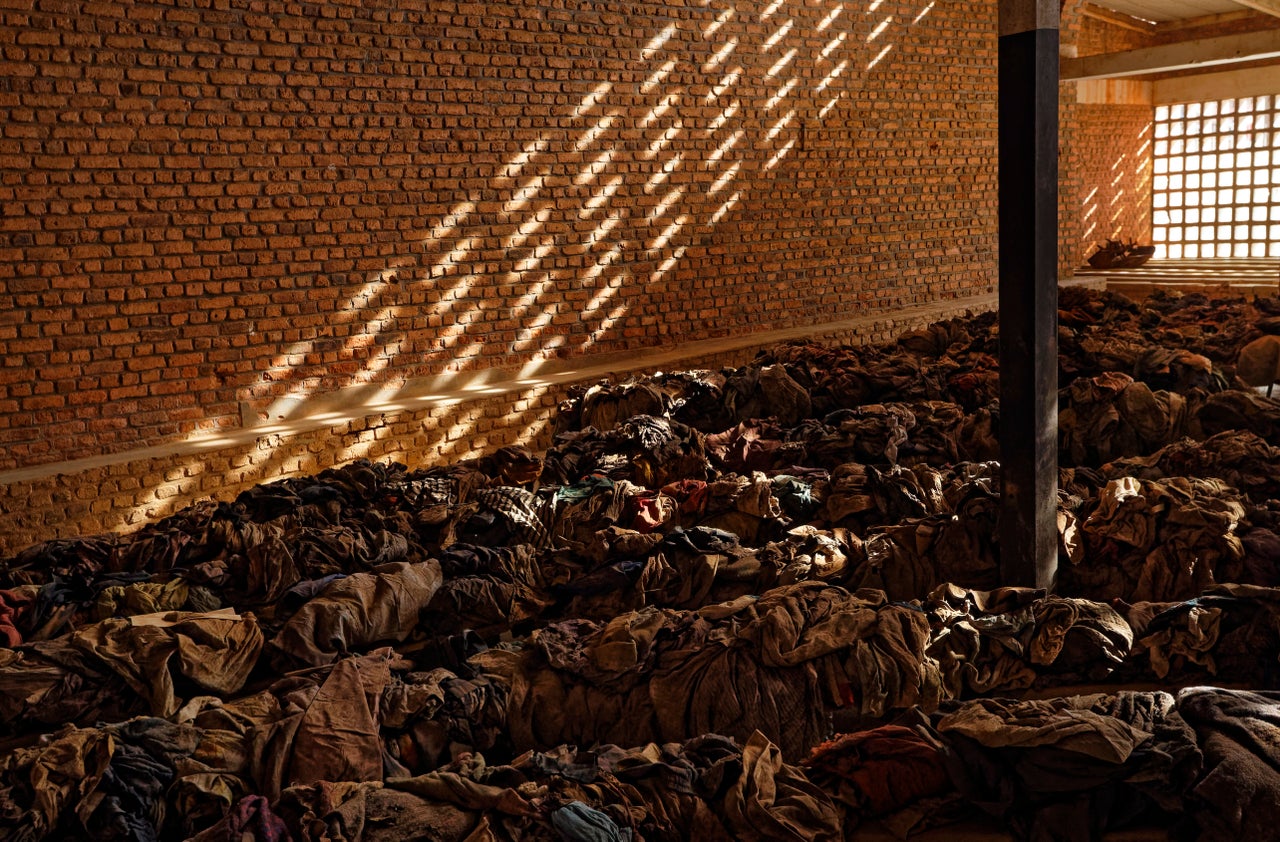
xmin=0 ymin=589 xmax=35 ymax=647
xmin=802 ymin=725 xmax=950 ymax=815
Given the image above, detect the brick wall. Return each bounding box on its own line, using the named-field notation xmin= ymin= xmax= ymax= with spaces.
xmin=1073 ymin=103 xmax=1154 ymax=261
xmin=0 ymin=0 xmax=1002 ymax=482
xmin=1058 ymin=8 xmax=1154 ymax=268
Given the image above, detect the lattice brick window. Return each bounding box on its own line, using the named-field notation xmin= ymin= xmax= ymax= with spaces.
xmin=1152 ymin=95 xmax=1280 ymax=259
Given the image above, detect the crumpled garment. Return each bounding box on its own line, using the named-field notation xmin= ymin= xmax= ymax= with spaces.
xmin=290 ymin=524 xmax=411 ymax=580
xmin=937 ymin=697 xmax=1151 ymax=764
xmin=705 ymin=420 xmax=801 ymax=475
xmin=0 ymin=715 xmax=250 ymax=842
xmin=0 ymin=588 xmax=35 ymax=647
xmin=385 ymin=730 xmax=839 ymax=842
xmin=184 ymin=519 xmax=301 ymax=607
xmin=551 ymin=800 xmax=634 ymax=841
xmin=92 ymin=579 xmax=191 ymax=622
xmin=278 ymin=654 xmax=390 ymax=791
xmin=1194 ymin=389 xmax=1280 ymax=443
xmin=1058 ymin=372 xmax=1189 ymax=468
xmin=798 ymin=405 xmax=917 ymax=466
xmin=1177 ymin=686 xmax=1280 ymax=842
xmin=933 ymin=692 xmax=1201 ymax=842
xmin=171 ymin=648 xmax=505 ymax=803
xmin=1102 ymin=430 xmax=1280 ymax=505
xmin=549 ymin=476 xmax=641 ymax=546
xmin=185 ymin=794 xmax=290 ymax=842
xmin=1063 ymin=475 xmax=1246 ymax=603
xmin=1 ymin=535 xmax=120 ymax=589
xmin=380 ymin=666 xmax=509 ymax=776
xmin=723 ymin=364 xmax=812 ymax=427
xmin=560 ymin=380 xmax=669 ymax=435
xmin=271 ymin=561 xmax=443 ymax=668
xmin=275 ymin=778 xmax=479 ymax=842
xmin=60 ymin=609 xmax=263 ymax=719
xmin=422 ymin=544 xmax=551 ymax=637
xmin=458 ymin=445 xmax=546 ymax=487
xmin=723 ymin=730 xmax=841 ymax=841
xmin=541 ymin=416 xmax=712 ymax=489
xmin=1235 ymin=334 xmax=1280 ymax=387
xmin=673 ymin=473 xmax=783 ymax=545
xmin=926 ymin=585 xmax=1132 ymax=697
xmin=1120 ymin=585 xmax=1280 ymax=684
xmin=801 ymin=723 xmax=950 ymax=818
xmin=462 ymin=487 xmax=554 ymax=549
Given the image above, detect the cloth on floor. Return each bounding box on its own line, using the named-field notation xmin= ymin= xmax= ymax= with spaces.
xmin=1194 ymin=389 xmax=1280 ymax=443
xmin=183 ymin=794 xmax=289 ymax=842
xmin=0 ymin=535 xmax=121 ymax=590
xmin=705 ymin=420 xmax=803 ymax=475
xmin=1119 ymin=585 xmax=1280 ymax=685
xmin=798 ymin=405 xmax=917 ymax=466
xmin=1058 ymin=372 xmax=1190 ymax=468
xmin=0 ymin=609 xmax=263 ymax=733
xmin=723 ymin=364 xmax=812 ymax=427
xmin=421 ymin=544 xmax=551 ymax=637
xmin=801 ymin=722 xmax=951 ymax=820
xmin=480 ymin=582 xmax=940 ymax=760
xmin=932 ymin=691 xmax=1201 ymax=842
xmin=380 ymin=665 xmax=510 ymax=776
xmin=270 ymin=560 xmax=443 ymax=668
xmin=1177 ymin=686 xmax=1280 ymax=842
xmin=458 ymin=487 xmax=555 ymax=549
xmin=1061 ymin=476 xmax=1247 ymax=603
xmin=274 ymin=779 xmax=480 ymax=842
xmin=0 ymin=714 xmax=255 ymax=842
xmin=0 ymin=588 xmax=35 ymax=646
xmin=1101 ymin=430 xmax=1280 ymax=505
xmin=926 ymin=585 xmax=1132 ymax=697
xmin=557 ymin=380 xmax=670 ymax=435
xmin=541 ymin=416 xmax=713 ymax=489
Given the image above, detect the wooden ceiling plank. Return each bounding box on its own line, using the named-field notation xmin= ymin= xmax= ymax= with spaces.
xmin=1082 ymin=3 xmax=1158 ymax=32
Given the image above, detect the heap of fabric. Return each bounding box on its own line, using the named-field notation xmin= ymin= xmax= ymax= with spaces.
xmin=800 ymin=686 xmax=1207 ymax=841
xmin=5 ymin=287 xmax=1280 ymax=840
xmin=249 ymin=729 xmax=839 ymax=842
xmin=477 ymin=582 xmax=941 ymax=760
xmin=1060 ymin=475 xmax=1247 ymax=603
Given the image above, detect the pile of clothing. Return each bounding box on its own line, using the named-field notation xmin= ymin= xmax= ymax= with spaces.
xmin=3 ymin=287 xmax=1280 ymax=840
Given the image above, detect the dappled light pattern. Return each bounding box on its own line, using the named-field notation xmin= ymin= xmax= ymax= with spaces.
xmin=243 ymin=0 xmax=946 ymax=428
xmin=1082 ymin=122 xmax=1151 ymax=246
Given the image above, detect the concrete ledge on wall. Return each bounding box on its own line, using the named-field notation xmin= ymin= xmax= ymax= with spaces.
xmin=0 ymin=290 xmax=1015 ymax=555
xmin=0 ymin=291 xmax=1003 ymax=490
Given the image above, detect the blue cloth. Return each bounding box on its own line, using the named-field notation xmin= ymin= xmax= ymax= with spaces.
xmin=550 ymin=801 xmax=632 ymax=842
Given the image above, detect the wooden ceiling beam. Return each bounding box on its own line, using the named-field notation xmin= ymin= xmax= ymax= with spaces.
xmin=1155 ymin=10 xmax=1259 ymax=34
xmin=1062 ymin=28 xmax=1280 ymax=79
xmin=1230 ymin=0 xmax=1280 ymax=19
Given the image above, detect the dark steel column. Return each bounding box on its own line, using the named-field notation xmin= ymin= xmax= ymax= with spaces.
xmin=998 ymin=0 xmax=1059 ymax=589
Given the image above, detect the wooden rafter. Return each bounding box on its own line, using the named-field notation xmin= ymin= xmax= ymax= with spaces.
xmin=1062 ymin=28 xmax=1280 ymax=79
xmin=1230 ymin=0 xmax=1280 ymax=19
